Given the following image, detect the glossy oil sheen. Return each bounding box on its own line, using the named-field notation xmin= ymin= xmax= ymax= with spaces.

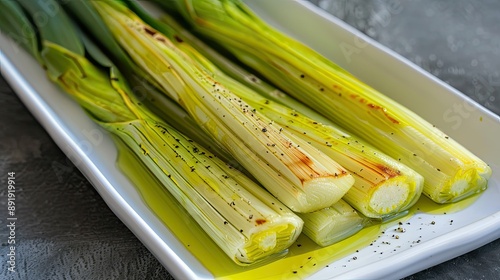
xmin=116 ymin=137 xmax=478 ymax=279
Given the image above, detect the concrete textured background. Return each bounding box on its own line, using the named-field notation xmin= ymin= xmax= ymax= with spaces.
xmin=1 ymin=0 xmax=499 ymax=279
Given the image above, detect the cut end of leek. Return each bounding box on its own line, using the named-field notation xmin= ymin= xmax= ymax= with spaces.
xmin=344 ymin=174 xmax=424 ymax=218
xmin=394 ymin=126 xmax=492 ymax=204
xmin=293 ymin=173 xmax=354 ymax=213
xmin=298 ymin=200 xmax=365 ymax=247
xmin=369 ymin=180 xmax=410 ymax=214
xmin=239 ymin=222 xmax=300 ymax=264
xmin=429 ymin=164 xmax=491 ymax=203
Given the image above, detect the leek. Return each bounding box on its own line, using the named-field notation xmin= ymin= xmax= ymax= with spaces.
xmin=0 ymin=0 xmax=42 ymax=64
xmin=2 ymin=0 xmax=304 ymax=265
xmin=86 ymin=0 xmax=355 ymax=213
xmin=165 ymin=0 xmax=492 ymax=203
xmin=297 ymin=200 xmax=367 ymax=247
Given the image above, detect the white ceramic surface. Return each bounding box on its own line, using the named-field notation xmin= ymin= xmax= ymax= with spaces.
xmin=1 ymin=1 xmax=499 ymax=279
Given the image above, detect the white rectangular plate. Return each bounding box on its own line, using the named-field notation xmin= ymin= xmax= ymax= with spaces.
xmin=1 ymin=1 xmax=500 ymax=279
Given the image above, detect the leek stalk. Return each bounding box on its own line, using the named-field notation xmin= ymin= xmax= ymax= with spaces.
xmin=297 ymin=200 xmax=367 ymax=247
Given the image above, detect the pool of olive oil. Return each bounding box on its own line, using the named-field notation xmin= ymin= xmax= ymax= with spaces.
xmin=116 ymin=139 xmax=479 ymax=279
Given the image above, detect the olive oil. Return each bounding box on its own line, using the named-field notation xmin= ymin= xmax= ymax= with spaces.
xmin=410 ymin=192 xmax=480 ymax=215
xmin=116 ymin=138 xmax=481 ymax=279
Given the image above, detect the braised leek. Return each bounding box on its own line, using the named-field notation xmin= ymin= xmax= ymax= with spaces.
xmin=298 ymin=200 xmax=366 ymax=247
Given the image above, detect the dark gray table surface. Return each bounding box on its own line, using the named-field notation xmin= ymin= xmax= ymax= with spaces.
xmin=1 ymin=0 xmax=499 ymax=279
